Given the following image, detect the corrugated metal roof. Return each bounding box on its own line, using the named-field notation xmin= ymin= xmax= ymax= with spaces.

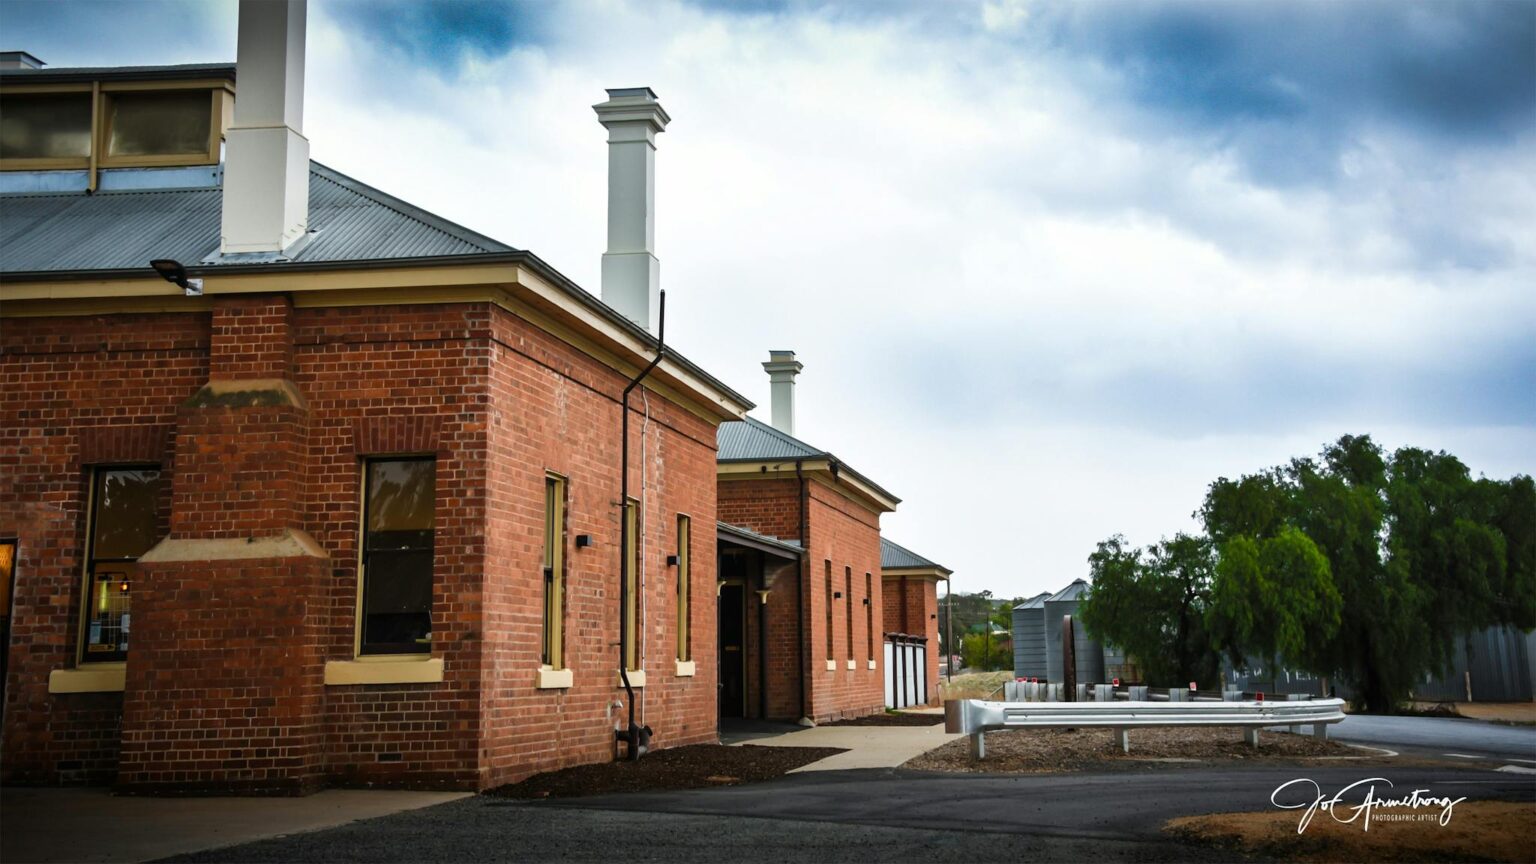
xmin=880 ymin=537 xmax=950 ymax=574
xmin=1047 ymin=579 xmax=1091 ymax=603
xmin=0 ymin=162 xmax=512 ymax=274
xmin=1013 ymin=591 xmax=1052 ymax=611
xmin=717 ymin=521 xmax=803 ymax=558
xmin=717 ymin=417 xmax=825 ymax=462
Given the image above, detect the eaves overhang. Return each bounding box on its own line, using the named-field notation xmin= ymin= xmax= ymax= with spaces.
xmin=716 ymin=457 xmax=900 ymax=514
xmin=881 ymin=566 xmax=951 ymax=581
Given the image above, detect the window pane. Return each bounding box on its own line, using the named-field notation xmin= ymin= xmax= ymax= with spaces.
xmin=362 ymin=549 xmax=432 ymax=653
xmin=366 ymin=459 xmax=434 ymax=547
xmin=0 ymin=94 xmax=92 ymax=159
xmin=107 ymin=91 xmax=211 ymax=157
xmin=92 ymin=469 xmax=163 ymax=560
xmin=84 ymin=564 xmax=131 ymax=661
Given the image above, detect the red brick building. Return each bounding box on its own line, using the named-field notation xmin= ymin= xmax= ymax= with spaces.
xmin=715 ymin=353 xmax=900 ymax=723
xmin=880 ymin=538 xmax=951 ymax=706
xmin=0 ymin=2 xmax=750 ymax=793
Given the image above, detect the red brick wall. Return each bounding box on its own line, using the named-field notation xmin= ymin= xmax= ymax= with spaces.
xmin=716 ymin=475 xmax=885 ymax=723
xmin=880 ymin=574 xmax=942 ymax=705
xmin=1 ymin=312 xmax=208 ymax=784
xmin=1 ymin=294 xmax=726 ymax=792
xmin=803 ymin=482 xmax=883 ymax=722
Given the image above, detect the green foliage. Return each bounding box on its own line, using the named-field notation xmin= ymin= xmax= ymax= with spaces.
xmin=1079 ymin=534 xmax=1221 ymax=686
xmin=1201 ymin=435 xmax=1534 ymax=712
xmin=960 ymin=631 xmax=1010 ymax=671
xmin=1086 ymin=434 xmax=1534 ymax=713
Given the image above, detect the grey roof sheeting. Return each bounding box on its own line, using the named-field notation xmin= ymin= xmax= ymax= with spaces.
xmin=0 ymin=163 xmax=752 ymax=414
xmin=1048 ymin=579 xmax=1091 ymax=603
xmin=880 ymin=537 xmax=951 ymax=574
xmin=717 ymin=521 xmax=803 ymax=559
xmin=1013 ymin=591 xmax=1052 ymax=611
xmin=717 ymin=417 xmax=825 ymax=462
xmin=0 ymin=162 xmax=511 ymax=273
xmin=716 ymin=416 xmax=899 ymax=506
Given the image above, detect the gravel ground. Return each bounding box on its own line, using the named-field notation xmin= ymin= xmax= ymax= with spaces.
xmin=906 ymin=726 xmax=1372 ymax=773
xmin=487 ymin=744 xmax=844 ymax=798
xmin=824 ymin=711 xmax=945 ymax=727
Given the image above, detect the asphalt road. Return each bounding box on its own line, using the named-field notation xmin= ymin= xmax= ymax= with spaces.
xmin=162 ymin=763 xmax=1535 ymax=864
xmin=1327 ymin=713 xmax=1536 ymax=761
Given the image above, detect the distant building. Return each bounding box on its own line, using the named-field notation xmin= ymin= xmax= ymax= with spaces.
xmin=880 ymin=539 xmax=950 ymax=705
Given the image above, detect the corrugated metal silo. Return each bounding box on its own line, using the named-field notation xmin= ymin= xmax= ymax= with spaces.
xmin=1011 ymin=592 xmax=1051 ymax=679
xmin=1044 ymin=579 xmax=1106 ymax=684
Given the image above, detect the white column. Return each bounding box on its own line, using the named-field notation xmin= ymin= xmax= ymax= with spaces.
xmin=594 ymin=88 xmax=669 ymax=335
xmin=221 ymin=0 xmax=309 ymax=255
xmin=762 ymin=350 xmax=802 ymax=436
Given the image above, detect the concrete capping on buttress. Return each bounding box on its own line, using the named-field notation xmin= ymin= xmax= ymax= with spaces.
xmin=183 ymin=378 xmax=308 ymax=410
xmin=140 ymin=528 xmax=328 ymax=562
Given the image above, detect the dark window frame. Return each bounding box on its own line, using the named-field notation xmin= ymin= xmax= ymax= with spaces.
xmin=359 ymin=456 xmax=436 ymax=656
xmin=78 ymin=464 xmax=163 ymax=665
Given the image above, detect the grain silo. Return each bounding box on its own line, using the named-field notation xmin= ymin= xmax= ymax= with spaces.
xmin=1043 ymin=579 xmax=1106 ymax=685
xmin=1011 ymin=592 xmax=1051 ymax=679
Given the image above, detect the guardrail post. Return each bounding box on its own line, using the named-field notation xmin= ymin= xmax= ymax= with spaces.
xmin=1223 ymin=690 xmax=1242 ymax=702
xmin=1167 ymin=688 xmax=1186 ymax=702
xmin=1286 ymin=693 xmax=1304 ymax=733
xmin=969 ymin=731 xmax=986 ymax=760
xmin=1129 ymin=685 xmax=1148 ymax=701
xmin=1093 ymin=684 xmax=1111 ymax=702
xmin=1243 ymin=728 xmax=1259 ymax=748
xmin=1313 ymin=723 xmax=1329 ymax=741
xmin=1114 ymin=728 xmax=1130 ymax=754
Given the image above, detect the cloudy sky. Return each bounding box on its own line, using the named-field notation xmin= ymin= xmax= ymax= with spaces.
xmin=7 ymin=0 xmax=1533 ymax=598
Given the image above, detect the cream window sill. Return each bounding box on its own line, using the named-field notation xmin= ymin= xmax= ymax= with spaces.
xmin=536 ymin=667 xmax=573 ymax=689
xmin=325 ymin=657 xmax=443 ymax=686
xmin=867 ymin=659 xmax=877 ymax=670
xmin=846 ymin=659 xmax=856 ymax=670
xmin=618 ymin=669 xmax=646 ymax=688
xmin=825 ymin=660 xmax=836 ymax=672
xmin=675 ymin=660 xmax=696 ymax=677
xmin=49 ymin=666 xmax=126 ymax=694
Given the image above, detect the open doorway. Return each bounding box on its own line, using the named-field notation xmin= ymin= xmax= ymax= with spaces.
xmin=718 ymin=581 xmax=746 ymax=718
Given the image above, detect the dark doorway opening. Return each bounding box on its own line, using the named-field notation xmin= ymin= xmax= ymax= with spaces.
xmin=718 ymin=582 xmax=746 ymax=718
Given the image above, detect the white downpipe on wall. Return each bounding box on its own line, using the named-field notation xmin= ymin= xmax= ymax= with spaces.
xmin=221 ymin=0 xmax=310 ymax=254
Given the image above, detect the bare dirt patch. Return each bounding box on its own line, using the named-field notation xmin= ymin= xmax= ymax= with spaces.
xmin=1166 ymin=801 xmax=1536 ymax=863
xmin=1431 ymin=701 xmax=1536 ymax=726
xmin=486 ymin=744 xmax=845 ymax=799
xmin=905 ymin=726 xmax=1375 ymax=774
xmin=824 ymin=711 xmax=944 ymax=727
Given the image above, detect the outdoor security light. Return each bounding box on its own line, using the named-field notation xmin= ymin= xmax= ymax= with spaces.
xmin=666 ymin=554 xmax=679 ymax=567
xmin=575 ymin=534 xmax=593 ymax=548
xmin=150 ymin=259 xmax=203 ymax=296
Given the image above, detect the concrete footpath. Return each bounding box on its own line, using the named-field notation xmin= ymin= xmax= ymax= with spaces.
xmin=0 ymin=786 xmax=467 ymax=864
xmin=736 ymin=717 xmax=962 ymax=771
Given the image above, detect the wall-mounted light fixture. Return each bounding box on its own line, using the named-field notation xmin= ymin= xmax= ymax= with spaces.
xmin=575 ymin=534 xmax=593 ymax=548
xmin=150 ymin=259 xmax=203 ymax=296
xmin=756 ymin=589 xmax=771 ymax=605
xmin=862 ymin=598 xmax=870 ymax=605
xmin=666 ymin=554 xmax=679 ymax=567
xmin=834 ymin=591 xmax=842 ymax=599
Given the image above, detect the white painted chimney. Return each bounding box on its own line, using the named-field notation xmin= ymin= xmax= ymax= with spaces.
xmin=762 ymin=350 xmax=802 ymax=436
xmin=594 ymin=87 xmax=670 ymax=335
xmin=220 ymin=0 xmax=309 ymax=255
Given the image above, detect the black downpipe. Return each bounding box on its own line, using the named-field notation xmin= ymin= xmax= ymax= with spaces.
xmin=617 ymin=291 xmax=665 ymax=760
xmin=795 ymin=460 xmax=808 ymax=722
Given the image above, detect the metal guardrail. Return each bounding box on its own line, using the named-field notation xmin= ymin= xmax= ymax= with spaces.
xmin=944 ymin=697 xmax=1348 ymax=759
